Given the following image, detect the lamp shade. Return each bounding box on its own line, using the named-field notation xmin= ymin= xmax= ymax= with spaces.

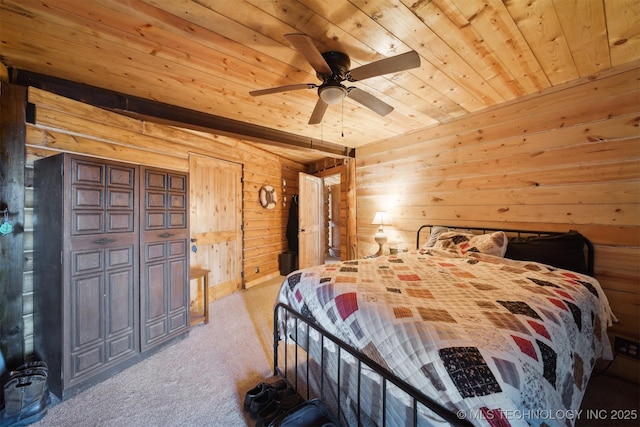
xmin=371 ymin=211 xmax=390 ymax=226
xmin=319 ymin=85 xmax=347 ymax=104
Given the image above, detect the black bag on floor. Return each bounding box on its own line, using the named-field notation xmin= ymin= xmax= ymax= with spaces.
xmin=267 ymin=398 xmax=340 ymax=427
xmin=0 ymin=361 xmax=49 ymax=427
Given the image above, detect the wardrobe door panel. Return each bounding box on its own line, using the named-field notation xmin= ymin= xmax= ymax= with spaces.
xmin=108 ymin=165 xmax=134 ymax=187
xmin=168 ymin=193 xmax=185 ymax=209
xmin=145 ymin=261 xmax=167 ymax=320
xmin=168 ymin=174 xmax=186 ymax=191
xmin=108 ymin=335 xmax=134 ymax=361
xmin=145 ymin=171 xmax=166 ymax=189
xmin=72 ymin=212 xmax=104 ymax=235
xmin=145 ymin=241 xmax=166 ymax=261
xmin=169 ymin=256 xmax=187 ymax=312
xmin=108 ymin=189 xmax=133 ymax=208
xmin=145 ymin=211 xmax=166 ymax=229
xmin=35 ymin=154 xmax=139 ymax=400
xmin=72 ymin=249 xmax=103 ymax=276
xmin=107 ymin=246 xmax=134 ymax=268
xmin=107 ymin=211 xmax=134 ymax=233
xmin=72 ymin=159 xmax=104 ymax=186
xmin=71 ymin=346 xmax=104 ymax=380
xmin=108 ymin=268 xmax=135 ymax=334
xmin=169 ymin=311 xmax=188 ymax=333
xmin=142 ymin=257 xmax=168 ymax=347
xmin=145 ymin=322 xmax=167 ymax=345
xmin=168 ymin=211 xmax=187 ymax=228
xmin=106 ymin=265 xmax=136 ymax=361
xmin=146 ymin=191 xmax=166 ymax=207
xmin=73 ymin=187 xmax=104 ymax=209
xmin=168 ymin=240 xmax=186 ymax=257
xmin=140 ymin=167 xmax=189 ymax=352
xmin=72 ymin=274 xmax=104 ymax=349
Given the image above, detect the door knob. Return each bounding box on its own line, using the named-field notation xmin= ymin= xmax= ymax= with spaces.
xmin=190 ymin=237 xmax=198 ymax=242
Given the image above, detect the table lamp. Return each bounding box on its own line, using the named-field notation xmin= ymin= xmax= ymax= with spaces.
xmin=371 ymin=211 xmax=390 ymax=256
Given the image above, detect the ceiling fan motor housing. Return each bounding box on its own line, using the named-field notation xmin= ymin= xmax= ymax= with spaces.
xmin=318 ymin=51 xmax=351 ymax=81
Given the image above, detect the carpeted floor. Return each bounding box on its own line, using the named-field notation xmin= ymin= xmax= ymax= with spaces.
xmin=577 ymin=373 xmax=639 ymax=426
xmin=32 ymin=276 xmax=638 ymax=427
xmin=33 ymin=277 xmax=283 ymax=427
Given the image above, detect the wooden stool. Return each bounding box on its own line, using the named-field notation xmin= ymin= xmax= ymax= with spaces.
xmin=189 ymin=267 xmax=210 ymax=326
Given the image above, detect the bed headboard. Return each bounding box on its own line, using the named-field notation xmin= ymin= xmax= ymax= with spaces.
xmin=416 ymin=225 xmax=594 ymax=276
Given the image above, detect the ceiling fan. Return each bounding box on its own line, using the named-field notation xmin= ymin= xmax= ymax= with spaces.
xmin=250 ymin=34 xmax=421 ymax=124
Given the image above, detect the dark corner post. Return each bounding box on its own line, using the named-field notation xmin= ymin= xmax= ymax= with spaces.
xmin=0 ymin=82 xmax=28 ymax=369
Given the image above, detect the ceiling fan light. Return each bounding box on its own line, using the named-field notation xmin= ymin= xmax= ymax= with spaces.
xmin=319 ymin=85 xmax=347 ymax=104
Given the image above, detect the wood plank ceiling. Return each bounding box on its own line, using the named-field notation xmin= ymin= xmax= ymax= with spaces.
xmin=1 ymin=0 xmax=638 ymax=164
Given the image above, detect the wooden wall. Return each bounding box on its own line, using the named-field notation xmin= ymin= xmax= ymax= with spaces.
xmin=21 ymin=87 xmax=306 ymax=354
xmin=356 ymin=64 xmax=640 ymax=383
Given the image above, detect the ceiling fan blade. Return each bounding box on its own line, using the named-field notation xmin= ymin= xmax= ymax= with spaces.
xmin=347 ymin=88 xmax=394 ymax=116
xmin=308 ymin=99 xmax=329 ymax=124
xmin=347 ymin=51 xmax=420 ymax=82
xmin=250 ymin=83 xmax=317 ymax=97
xmin=285 ymin=34 xmax=332 ymax=75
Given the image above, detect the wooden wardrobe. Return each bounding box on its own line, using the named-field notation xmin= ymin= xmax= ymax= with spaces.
xmin=33 ymin=153 xmax=189 ymax=400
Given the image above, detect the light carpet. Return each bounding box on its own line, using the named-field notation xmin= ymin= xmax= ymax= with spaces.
xmin=33 ymin=277 xmax=283 ymax=427
xmin=28 ymin=274 xmax=639 ymax=427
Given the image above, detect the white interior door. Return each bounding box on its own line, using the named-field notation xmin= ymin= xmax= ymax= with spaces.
xmin=189 ymin=153 xmax=243 ymax=302
xmin=298 ymin=172 xmax=323 ymax=269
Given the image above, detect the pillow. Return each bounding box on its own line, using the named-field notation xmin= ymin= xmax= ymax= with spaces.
xmin=433 ymin=231 xmax=508 ymax=257
xmin=504 ymin=231 xmax=589 ymax=274
xmin=422 ymin=226 xmax=449 ymax=248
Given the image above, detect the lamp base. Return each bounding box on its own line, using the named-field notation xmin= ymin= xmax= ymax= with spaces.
xmin=374 ymin=231 xmax=387 ymax=256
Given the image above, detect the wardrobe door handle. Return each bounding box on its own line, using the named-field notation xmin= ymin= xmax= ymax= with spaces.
xmin=94 ymin=238 xmax=115 ymax=245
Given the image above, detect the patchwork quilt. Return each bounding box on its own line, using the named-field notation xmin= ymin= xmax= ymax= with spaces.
xmin=277 ymin=249 xmax=616 ymax=427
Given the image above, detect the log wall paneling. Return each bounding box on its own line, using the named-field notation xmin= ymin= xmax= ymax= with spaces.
xmin=355 ymin=66 xmax=640 ymax=383
xmin=24 ymin=87 xmax=305 ymax=311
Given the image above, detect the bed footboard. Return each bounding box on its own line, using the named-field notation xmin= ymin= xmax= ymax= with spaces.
xmin=274 ymin=302 xmax=472 ymax=427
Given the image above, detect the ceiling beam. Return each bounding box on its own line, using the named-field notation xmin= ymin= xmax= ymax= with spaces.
xmin=9 ymin=68 xmax=355 ymax=159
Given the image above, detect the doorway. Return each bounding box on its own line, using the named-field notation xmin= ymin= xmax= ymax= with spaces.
xmin=188 ymin=153 xmax=243 ymax=303
xmin=298 ymin=172 xmax=324 ymax=269
xmin=298 ymin=159 xmax=356 ymax=268
xmin=324 ymin=173 xmax=341 ymax=264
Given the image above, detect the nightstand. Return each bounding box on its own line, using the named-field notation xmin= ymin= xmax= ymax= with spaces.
xmin=189 ymin=267 xmax=210 ymax=326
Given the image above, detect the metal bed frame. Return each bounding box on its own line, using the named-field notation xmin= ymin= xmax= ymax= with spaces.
xmin=273 ymin=302 xmax=472 ymax=427
xmin=273 ymin=225 xmax=594 ymax=426
xmin=416 ymin=225 xmax=594 ymax=276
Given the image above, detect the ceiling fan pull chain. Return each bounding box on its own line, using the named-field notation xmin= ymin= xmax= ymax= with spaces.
xmin=341 ymin=99 xmax=344 ymax=137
